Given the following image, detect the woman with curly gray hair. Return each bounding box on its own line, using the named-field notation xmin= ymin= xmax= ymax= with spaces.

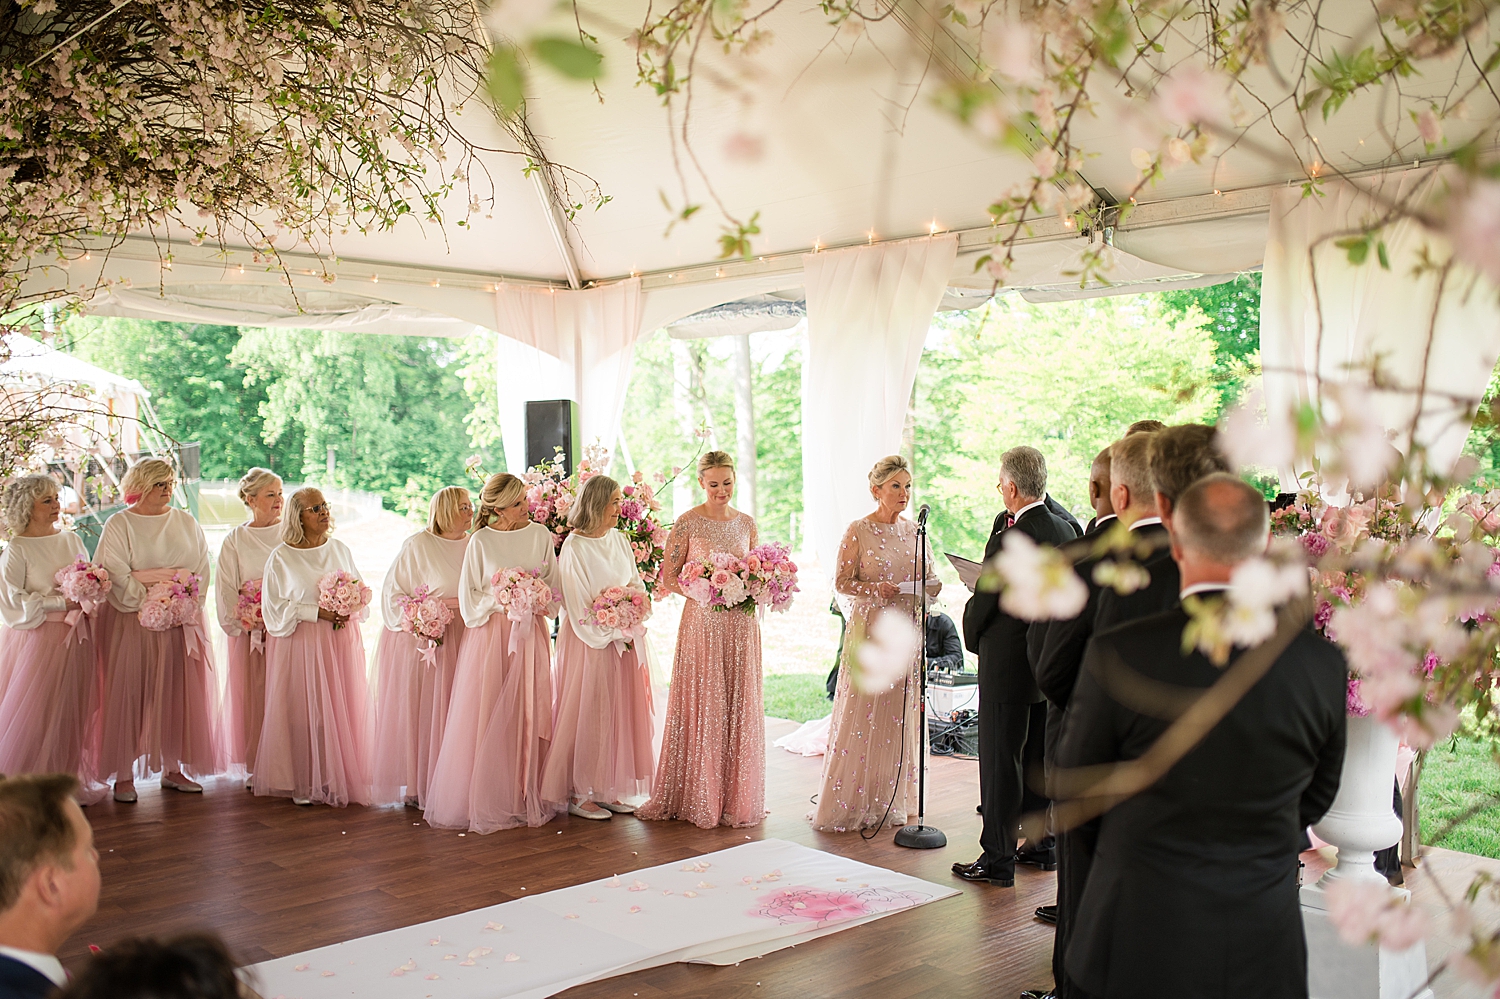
xmin=0 ymin=474 xmax=106 ymax=800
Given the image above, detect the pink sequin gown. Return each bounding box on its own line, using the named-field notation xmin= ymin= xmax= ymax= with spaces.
xmin=810 ymin=516 xmax=939 ymax=833
xmin=637 ymin=510 xmax=766 ymax=829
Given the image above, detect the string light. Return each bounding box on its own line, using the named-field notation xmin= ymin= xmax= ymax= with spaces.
xmin=371 ymin=274 xmax=378 ymax=283
xmin=431 ymin=279 xmax=440 ymax=287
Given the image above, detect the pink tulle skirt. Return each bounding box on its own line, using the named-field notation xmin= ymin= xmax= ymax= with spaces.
xmin=539 ymin=621 xmax=655 ymax=808
xmin=0 ymin=617 xmax=108 ymax=803
xmin=252 ymin=619 xmax=381 ymax=807
xmin=371 ymin=619 xmax=465 ymax=806
xmin=98 ymin=606 xmax=224 ymax=782
xmin=224 ymin=632 xmax=268 ymax=773
xmin=425 ymin=612 xmax=561 ymax=833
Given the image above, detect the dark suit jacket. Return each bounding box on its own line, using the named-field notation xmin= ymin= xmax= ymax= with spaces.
xmin=963 ymin=503 xmax=1078 ymax=703
xmin=1058 ymin=609 xmax=1348 ymax=999
xmin=1092 ymin=541 xmax=1178 ymax=633
xmin=1045 ymin=494 xmax=1083 ymax=538
xmin=0 ymin=954 xmax=58 ymax=999
xmin=925 ymin=612 xmax=964 ymax=672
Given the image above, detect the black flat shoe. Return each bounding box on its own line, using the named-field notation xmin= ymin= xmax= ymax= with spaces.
xmin=951 ymin=859 xmax=1015 ymax=887
xmin=1034 ymin=903 xmax=1058 ymax=925
xmin=1019 ymin=990 xmax=1056 ymax=999
xmin=1015 ymin=845 xmax=1058 ymax=871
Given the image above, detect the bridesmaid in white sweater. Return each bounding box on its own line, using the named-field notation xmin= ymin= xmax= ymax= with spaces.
xmin=371 ymin=486 xmax=472 ymax=807
xmin=426 ymin=473 xmax=561 ymax=833
xmin=216 ymin=467 xmax=283 ymax=784
xmin=96 ymin=458 xmax=221 ymax=803
xmin=253 ymin=487 xmax=378 ymax=807
xmin=539 ymin=474 xmax=655 ymax=821
xmin=0 ymin=475 xmax=106 ymax=801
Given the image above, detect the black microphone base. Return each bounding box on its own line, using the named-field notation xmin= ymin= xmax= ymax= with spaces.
xmin=893 ymin=823 xmax=947 ymax=849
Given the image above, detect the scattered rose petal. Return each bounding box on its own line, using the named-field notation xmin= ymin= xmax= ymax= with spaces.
xmin=792 ymin=902 xmax=807 ymax=909
xmin=565 ymin=913 xmax=579 ymax=919
xmin=294 ymin=965 xmax=309 ymax=972
xmin=425 ymin=973 xmax=440 ymax=980
xmin=662 ymin=890 xmax=673 ymax=895
xmin=628 ymin=879 xmax=650 ymax=892
xmin=684 ymin=891 xmax=698 ymax=898
xmin=629 ymin=905 xmax=642 ymax=913
xmin=505 ymin=953 xmax=520 ymax=962
xmin=443 ymin=954 xmax=456 ymax=960
xmin=459 ymin=959 xmax=475 ymax=967
xmin=742 ymin=876 xmax=754 ymax=884
xmin=698 ymin=881 xmax=715 ymax=889
xmin=609 ymin=875 xmax=621 ymax=886
xmin=483 ymin=922 xmax=503 ymax=932
xmin=429 ymin=938 xmax=441 ymax=946
xmin=320 ymin=971 xmax=335 ymax=977
xmin=400 ymin=960 xmax=417 ymax=971
xmin=391 ymin=970 xmax=406 ymax=977
xmin=835 ymin=877 xmax=848 ymax=882
xmin=470 ymin=947 xmax=492 ymax=959
xmin=588 ymin=897 xmax=600 ymax=903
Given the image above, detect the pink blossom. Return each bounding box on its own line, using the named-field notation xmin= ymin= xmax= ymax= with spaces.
xmin=724 ymin=132 xmax=765 ymax=163
xmin=980 ymin=20 xmax=1041 ymax=85
xmin=1152 ymin=64 xmax=1231 ymax=126
xmin=855 ymin=609 xmax=921 ymax=693
xmin=1326 ymin=879 xmax=1430 ymax=949
xmin=1417 ymin=108 xmax=1443 ymax=145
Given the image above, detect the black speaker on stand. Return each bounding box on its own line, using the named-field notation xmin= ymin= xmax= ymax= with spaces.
xmin=526 ymin=400 xmax=581 ymax=474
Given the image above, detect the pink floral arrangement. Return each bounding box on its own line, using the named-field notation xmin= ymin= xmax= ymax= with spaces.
xmin=583 ymin=585 xmax=649 ymax=647
xmin=490 ymin=567 xmax=560 ymax=622
xmin=680 ymin=542 xmax=799 ymax=614
xmin=317 ymin=570 xmax=371 ymax=630
xmin=236 ymin=578 xmax=264 ymax=633
xmin=618 ymin=471 xmax=670 ymax=595
xmin=138 ymin=571 xmax=201 ymax=632
xmin=54 ymin=556 xmax=110 ymax=614
xmin=396 ymin=584 xmax=453 ymax=646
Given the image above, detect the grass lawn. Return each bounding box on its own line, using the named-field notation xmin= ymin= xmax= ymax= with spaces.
xmin=764 ymin=673 xmax=831 ymax=723
xmin=1420 ymin=730 xmax=1500 ymax=859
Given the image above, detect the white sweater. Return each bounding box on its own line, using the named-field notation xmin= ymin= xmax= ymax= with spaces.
xmin=96 ymin=508 xmax=211 ymax=614
xmin=458 ymin=522 xmax=559 ymax=629
xmin=215 ymin=523 xmax=284 ymax=635
xmin=0 ymin=531 xmax=87 ymax=629
xmin=380 ymin=531 xmax=470 ymax=632
xmin=557 ymin=530 xmax=648 ymax=650
xmin=261 ymin=538 xmax=364 ymax=639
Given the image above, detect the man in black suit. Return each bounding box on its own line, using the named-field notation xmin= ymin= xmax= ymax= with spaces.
xmin=1024 ymin=432 xmax=1165 ymax=999
xmin=957 ymin=446 xmax=1077 ymax=887
xmin=1058 ymin=474 xmax=1347 ymax=999
xmin=0 ymin=774 xmax=101 ymax=999
xmin=1092 ymin=424 xmax=1230 ymax=631
xmin=1079 ymin=445 xmax=1116 ymax=537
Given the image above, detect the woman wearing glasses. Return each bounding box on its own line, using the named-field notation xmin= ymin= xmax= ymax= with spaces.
xmin=253 ymin=487 xmax=379 ymax=807
xmin=96 ymin=458 xmax=222 ymax=803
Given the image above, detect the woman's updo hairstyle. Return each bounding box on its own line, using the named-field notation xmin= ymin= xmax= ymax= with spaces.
xmin=475 ymin=473 xmax=526 ymax=530
xmin=697 ymin=450 xmax=735 ymax=477
xmin=868 ymin=454 xmax=910 ymax=490
xmin=568 ymin=474 xmax=619 ymax=536
xmin=236 ymin=467 xmax=281 ymax=506
xmin=1 ymin=474 xmax=59 ymax=536
xmin=120 ymin=458 xmax=175 ymax=506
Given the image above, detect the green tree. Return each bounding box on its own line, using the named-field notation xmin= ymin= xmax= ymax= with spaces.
xmin=1157 ymin=272 xmax=1263 ymax=417
xmin=231 ymin=329 xmax=475 ymax=514
xmin=913 ymin=294 xmax=1218 ymax=559
xmin=62 ymin=316 xmax=302 ymax=477
xmin=455 ymin=328 xmax=506 ymax=471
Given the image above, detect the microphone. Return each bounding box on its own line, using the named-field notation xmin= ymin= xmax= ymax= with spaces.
xmin=917 ymin=503 xmax=930 ymax=525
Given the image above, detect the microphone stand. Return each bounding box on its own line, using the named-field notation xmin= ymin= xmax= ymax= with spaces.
xmin=895 ymin=506 xmax=946 ymax=850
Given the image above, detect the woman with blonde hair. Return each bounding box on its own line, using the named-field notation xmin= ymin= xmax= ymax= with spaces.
xmin=637 ymin=451 xmax=765 ymax=829
xmin=425 ymin=473 xmax=562 ymax=832
xmin=372 ymin=486 xmax=473 ymax=807
xmin=0 ymin=475 xmax=107 ymax=801
xmin=810 ymin=454 xmax=940 ymax=833
xmin=253 ymin=487 xmax=378 ymax=807
xmin=96 ymin=458 xmax=221 ymax=802
xmin=216 ymin=467 xmax=283 ymax=783
xmin=539 ymin=473 xmax=655 ymax=820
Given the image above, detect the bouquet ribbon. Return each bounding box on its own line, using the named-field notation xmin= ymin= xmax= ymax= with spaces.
xmin=506 ymin=614 xmax=552 ymax=780
xmin=45 ymin=609 xmax=90 ymax=646
xmin=182 ymin=617 xmax=208 ymax=665
xmin=250 ymin=629 xmax=265 ymax=654
xmin=417 ymin=638 xmax=439 ymax=668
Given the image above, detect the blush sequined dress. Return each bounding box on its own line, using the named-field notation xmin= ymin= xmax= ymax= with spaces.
xmin=637 ymin=510 xmax=766 ymax=829
xmin=810 ymin=516 xmax=939 ymax=833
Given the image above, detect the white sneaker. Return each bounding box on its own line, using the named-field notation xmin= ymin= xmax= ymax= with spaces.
xmin=292 ymin=797 xmax=313 ymax=806
xmin=568 ymin=801 xmax=611 ymax=820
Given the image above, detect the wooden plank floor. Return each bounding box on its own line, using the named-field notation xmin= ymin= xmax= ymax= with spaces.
xmin=62 ymin=719 xmax=1494 ymax=998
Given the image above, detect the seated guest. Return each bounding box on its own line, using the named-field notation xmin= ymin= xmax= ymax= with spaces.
xmin=0 ymin=774 xmax=101 ymax=999
xmin=1058 ymin=474 xmax=1347 ymax=999
xmin=57 ymin=934 xmax=241 ymax=999
xmin=926 ymin=609 xmax=964 ymax=672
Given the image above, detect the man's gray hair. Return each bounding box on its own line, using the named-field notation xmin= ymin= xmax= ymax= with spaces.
xmin=1000 ymin=446 xmax=1047 ymax=501
xmin=1174 ymin=473 xmax=1269 ymax=564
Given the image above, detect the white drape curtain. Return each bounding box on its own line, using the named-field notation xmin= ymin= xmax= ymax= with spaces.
xmin=1261 ymin=171 xmax=1500 ymax=483
xmin=492 ymin=278 xmax=644 ymax=474
xmin=800 ymin=234 xmax=958 ymax=578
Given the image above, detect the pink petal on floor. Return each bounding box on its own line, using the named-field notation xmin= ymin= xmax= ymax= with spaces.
xmin=425 ymin=973 xmax=441 ymax=980
xmin=661 ymin=890 xmax=673 ymax=895
xmin=698 ymin=882 xmax=715 ymax=889
xmin=293 ymin=965 xmax=309 ymax=972
xmin=483 ymin=922 xmax=504 ymax=932
xmin=469 ymin=947 xmax=492 ymax=959
xmin=565 ymin=913 xmax=579 ymax=919
xmin=609 ymin=875 xmax=621 ymax=886
xmin=629 ymin=906 xmax=642 ymax=913
xmin=792 ymin=902 xmax=807 ymax=909
xmin=628 ymin=880 xmax=649 ymax=892
xmin=684 ymin=891 xmax=698 ymax=898
xmin=320 ymin=971 xmax=335 ymax=977
xmin=398 ymin=960 xmax=417 ymax=972
xmin=504 ymin=953 xmax=521 ymax=962
xmin=459 ymin=960 xmax=476 ymax=967
xmin=429 ymin=938 xmax=441 ymax=946
xmin=835 ymin=877 xmax=848 ymax=883
xmin=390 ymin=970 xmax=405 ymax=977
xmin=588 ymin=897 xmax=600 ymax=903
xmin=443 ymin=954 xmax=457 ymax=961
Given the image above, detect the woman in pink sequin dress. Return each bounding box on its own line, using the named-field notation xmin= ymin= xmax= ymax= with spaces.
xmin=638 ymin=451 xmax=766 ymax=829
xmin=811 ymin=455 xmax=940 ymax=833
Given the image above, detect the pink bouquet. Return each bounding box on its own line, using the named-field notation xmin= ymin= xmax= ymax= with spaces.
xmin=396 ymin=584 xmax=453 ymax=646
xmin=317 ymin=570 xmax=371 ymax=630
xmin=680 ymin=542 xmax=799 ymax=615
xmin=583 ymin=585 xmax=649 ymax=648
xmin=618 ymin=471 xmax=670 ymax=596
xmin=54 ymin=556 xmax=110 ymax=614
xmin=138 ymin=571 xmax=201 ymax=632
xmin=490 ymin=566 xmax=560 ymax=623
xmin=236 ymin=578 xmax=264 ymax=633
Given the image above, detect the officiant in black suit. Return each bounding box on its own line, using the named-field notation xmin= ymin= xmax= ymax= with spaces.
xmin=957 ymin=446 xmax=1077 ymax=888
xmin=0 ymin=775 xmax=102 ymax=999
xmin=1057 ymin=474 xmax=1347 ymax=999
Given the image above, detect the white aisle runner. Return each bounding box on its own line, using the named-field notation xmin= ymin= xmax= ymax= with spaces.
xmin=248 ymin=839 xmax=958 ymax=999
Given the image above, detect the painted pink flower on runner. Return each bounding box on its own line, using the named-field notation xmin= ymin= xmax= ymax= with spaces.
xmin=750 ymin=885 xmax=927 ymax=926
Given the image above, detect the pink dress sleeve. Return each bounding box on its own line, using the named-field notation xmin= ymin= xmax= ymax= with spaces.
xmin=658 ymin=513 xmax=692 ymax=598
xmin=834 ymin=521 xmax=879 ymax=602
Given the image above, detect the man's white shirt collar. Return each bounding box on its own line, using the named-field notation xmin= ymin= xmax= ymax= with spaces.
xmin=1014 ymin=499 xmax=1046 ymax=520
xmin=1094 ymin=513 xmax=1117 ymax=527
xmin=1180 ymin=582 xmax=1230 ymax=599
xmin=0 ymin=946 xmax=66 ymax=987
xmin=1129 ymin=516 xmax=1163 ymax=530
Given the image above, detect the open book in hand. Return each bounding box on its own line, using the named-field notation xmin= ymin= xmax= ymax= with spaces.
xmin=945 ymin=553 xmax=983 ymax=593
